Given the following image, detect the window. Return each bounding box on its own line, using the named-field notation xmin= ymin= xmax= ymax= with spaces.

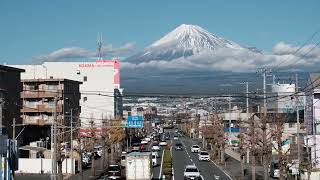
xmin=83 ymin=97 xmax=87 ymax=102
xmin=83 ymin=76 xmax=87 ymax=82
xmin=47 ymin=85 xmax=58 ymax=90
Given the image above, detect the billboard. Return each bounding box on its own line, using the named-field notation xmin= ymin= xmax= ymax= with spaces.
xmin=127 ymin=116 xmax=144 ymax=128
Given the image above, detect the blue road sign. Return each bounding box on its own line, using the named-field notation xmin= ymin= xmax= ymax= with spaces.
xmin=127 ymin=116 xmax=144 ymax=128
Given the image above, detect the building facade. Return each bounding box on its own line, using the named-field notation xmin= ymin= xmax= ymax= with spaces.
xmin=11 ymin=60 xmax=122 ymax=127
xmin=20 ymin=78 xmax=82 ymax=147
xmin=304 ymin=73 xmax=320 ymax=171
xmin=0 ymin=65 xmax=25 ymax=140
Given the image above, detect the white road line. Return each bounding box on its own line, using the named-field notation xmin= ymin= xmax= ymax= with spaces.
xmin=158 ymin=150 xmax=165 ymax=179
xmin=210 ymin=158 xmax=233 ymax=180
xmin=200 ymin=175 xmax=205 ymax=180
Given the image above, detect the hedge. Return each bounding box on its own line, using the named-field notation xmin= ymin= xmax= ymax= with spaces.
xmin=162 ymin=147 xmax=172 ymax=175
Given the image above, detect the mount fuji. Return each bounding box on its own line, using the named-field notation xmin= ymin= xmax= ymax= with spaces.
xmin=125 ymin=24 xmax=259 ymax=63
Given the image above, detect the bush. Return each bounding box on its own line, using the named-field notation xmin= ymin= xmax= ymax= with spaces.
xmin=162 ymin=148 xmax=172 ymax=175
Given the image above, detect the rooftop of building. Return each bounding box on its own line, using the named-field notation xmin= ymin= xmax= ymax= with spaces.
xmin=21 ymin=78 xmax=82 ymax=84
xmin=0 ymin=64 xmax=25 ymax=72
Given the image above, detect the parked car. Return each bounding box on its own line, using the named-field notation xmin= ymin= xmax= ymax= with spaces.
xmin=107 ymin=164 xmax=122 ymax=180
xmin=191 ymin=145 xmax=200 ymax=153
xmin=94 ymin=145 xmax=103 ymax=157
xmin=175 ymin=143 xmax=183 ymax=151
xmin=120 ymin=152 xmax=127 ymax=167
xmin=269 ymin=161 xmax=280 ymax=178
xmin=198 ymin=151 xmax=210 ymax=161
xmin=82 ymin=153 xmax=91 ymax=168
xmin=159 ymin=141 xmax=167 ymax=146
xmin=184 ymin=165 xmax=201 ymax=180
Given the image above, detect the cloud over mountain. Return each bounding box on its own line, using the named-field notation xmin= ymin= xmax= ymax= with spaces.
xmin=31 ymin=42 xmax=135 ymax=63
xmin=123 ymin=24 xmax=320 ymax=72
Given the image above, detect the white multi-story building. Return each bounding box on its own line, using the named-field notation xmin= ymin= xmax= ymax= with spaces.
xmin=11 ymin=60 xmax=122 ymax=127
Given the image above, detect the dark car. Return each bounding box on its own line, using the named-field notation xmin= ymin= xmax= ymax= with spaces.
xmin=175 ymin=143 xmax=183 ymax=150
xmin=107 ymin=164 xmax=122 ymax=180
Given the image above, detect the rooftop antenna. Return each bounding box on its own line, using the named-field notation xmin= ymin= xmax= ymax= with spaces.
xmin=97 ymin=34 xmax=103 ymax=60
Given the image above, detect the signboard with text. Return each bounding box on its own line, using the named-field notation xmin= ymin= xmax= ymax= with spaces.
xmin=127 ymin=116 xmax=144 ymax=128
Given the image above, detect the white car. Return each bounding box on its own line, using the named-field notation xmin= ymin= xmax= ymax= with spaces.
xmin=152 ymin=150 xmax=159 ymax=158
xmin=198 ymin=151 xmax=210 ymax=161
xmin=152 ymin=154 xmax=157 ymax=166
xmin=141 ymin=140 xmax=148 ymax=145
xmin=159 ymin=141 xmax=167 ymax=146
xmin=184 ymin=165 xmax=201 ymax=180
xmin=152 ymin=144 xmax=160 ymax=151
xmin=191 ymin=145 xmax=200 ymax=153
xmin=173 ymin=136 xmax=178 ymax=140
xmin=145 ymin=137 xmax=151 ymax=142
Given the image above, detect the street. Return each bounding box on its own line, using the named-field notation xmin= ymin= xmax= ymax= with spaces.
xmin=168 ymin=130 xmax=232 ymax=180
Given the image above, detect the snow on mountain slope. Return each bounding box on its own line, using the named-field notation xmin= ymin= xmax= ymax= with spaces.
xmin=126 ymin=24 xmax=248 ymax=63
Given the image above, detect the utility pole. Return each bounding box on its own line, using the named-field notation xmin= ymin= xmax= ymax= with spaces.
xmin=13 ymin=118 xmax=15 ymax=140
xmin=0 ymin=97 xmax=3 ymax=135
xmin=70 ymin=109 xmax=73 ymax=174
xmin=229 ymin=97 xmax=232 ymax=145
xmin=296 ymin=73 xmax=301 ymax=168
xmin=51 ymin=96 xmax=58 ymax=180
xmin=258 ymin=68 xmax=269 ymax=180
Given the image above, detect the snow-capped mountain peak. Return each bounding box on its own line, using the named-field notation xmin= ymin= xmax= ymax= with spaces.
xmin=150 ymin=24 xmax=242 ymax=50
xmin=126 ymin=24 xmax=249 ymax=63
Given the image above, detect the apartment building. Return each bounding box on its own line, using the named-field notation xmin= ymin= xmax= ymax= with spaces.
xmin=21 ymin=78 xmax=82 ymax=147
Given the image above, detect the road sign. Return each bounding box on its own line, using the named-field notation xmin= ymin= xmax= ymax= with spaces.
xmin=127 ymin=116 xmax=144 ymax=128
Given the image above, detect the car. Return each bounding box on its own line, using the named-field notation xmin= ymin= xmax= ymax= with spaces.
xmin=120 ymin=152 xmax=127 ymax=167
xmin=198 ymin=151 xmax=210 ymax=161
xmin=94 ymin=145 xmax=103 ymax=157
xmin=173 ymin=135 xmax=179 ymax=140
xmin=107 ymin=164 xmax=122 ymax=179
xmin=191 ymin=145 xmax=200 ymax=153
xmin=145 ymin=137 xmax=151 ymax=142
xmin=152 ymin=154 xmax=157 ymax=166
xmin=152 ymin=150 xmax=159 ymax=158
xmin=141 ymin=140 xmax=148 ymax=145
xmin=152 ymin=143 xmax=160 ymax=151
xmin=175 ymin=143 xmax=183 ymax=151
xmin=183 ymin=165 xmax=201 ymax=180
xmin=159 ymin=141 xmax=167 ymax=146
xmin=132 ymin=143 xmax=140 ymax=152
xmin=269 ymin=161 xmax=280 ymax=178
xmin=82 ymin=154 xmax=91 ymax=168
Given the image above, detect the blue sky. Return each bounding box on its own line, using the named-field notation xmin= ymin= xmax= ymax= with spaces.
xmin=0 ymin=0 xmax=319 ymax=64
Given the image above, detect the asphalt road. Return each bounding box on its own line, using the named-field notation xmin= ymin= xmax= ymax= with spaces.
xmin=169 ymin=130 xmax=232 ymax=180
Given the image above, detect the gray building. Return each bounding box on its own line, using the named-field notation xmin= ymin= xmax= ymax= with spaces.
xmin=20 ymin=78 xmax=82 ymax=148
xmin=0 ymin=65 xmax=25 ymax=140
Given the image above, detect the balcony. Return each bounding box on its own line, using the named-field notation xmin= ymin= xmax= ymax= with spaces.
xmin=21 ymin=90 xmax=63 ymax=98
xmin=22 ymin=115 xmax=53 ymax=126
xmin=22 ymin=104 xmax=63 ymax=113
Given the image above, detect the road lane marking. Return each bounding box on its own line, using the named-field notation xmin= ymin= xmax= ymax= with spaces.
xmin=200 ymin=175 xmax=205 ymax=180
xmin=158 ymin=150 xmax=165 ymax=179
xmin=209 ymin=159 xmax=233 ymax=180
xmin=183 ymin=136 xmax=233 ymax=180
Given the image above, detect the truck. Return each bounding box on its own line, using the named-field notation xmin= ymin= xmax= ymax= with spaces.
xmin=125 ymin=152 xmax=153 ymax=180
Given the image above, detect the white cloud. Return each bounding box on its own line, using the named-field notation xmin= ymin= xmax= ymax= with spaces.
xmin=32 ymin=42 xmax=135 ymax=63
xmin=122 ymin=42 xmax=320 ymax=72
